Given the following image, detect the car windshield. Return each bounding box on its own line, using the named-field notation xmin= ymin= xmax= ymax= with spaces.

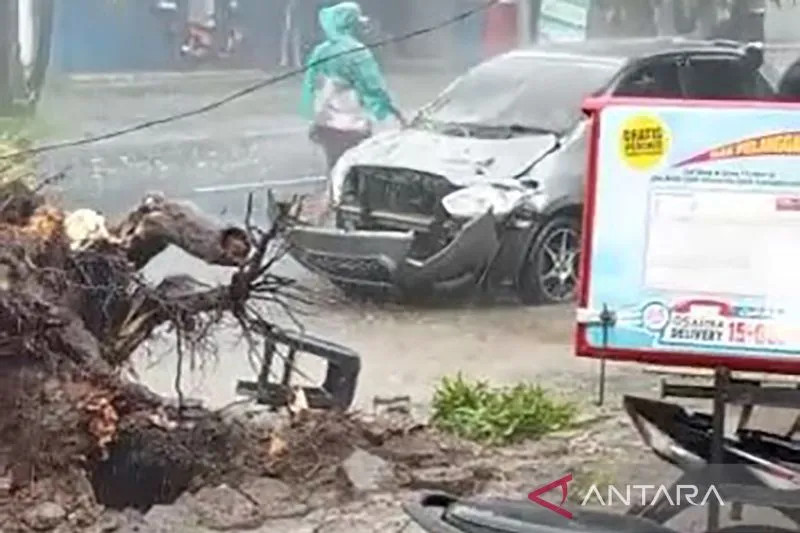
xmin=416 ymin=54 xmax=620 ymax=136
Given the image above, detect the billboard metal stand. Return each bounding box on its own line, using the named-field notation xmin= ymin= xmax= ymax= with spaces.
xmin=638 ymin=367 xmax=800 ymax=531
xmin=596 ymin=304 xmax=615 ymax=406
xmin=708 ymin=366 xmax=730 ymax=531
xmin=577 ymin=304 xmax=616 ymax=406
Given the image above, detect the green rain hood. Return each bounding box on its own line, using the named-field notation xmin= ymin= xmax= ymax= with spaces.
xmin=300 ymin=1 xmax=394 ymax=124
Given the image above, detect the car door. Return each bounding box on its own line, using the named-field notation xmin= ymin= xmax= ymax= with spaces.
xmin=679 ymin=54 xmax=776 ymax=100
xmin=613 ymin=56 xmax=685 ymax=99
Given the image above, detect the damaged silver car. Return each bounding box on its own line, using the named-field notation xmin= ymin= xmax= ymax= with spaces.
xmin=287 ymin=38 xmax=777 ymax=304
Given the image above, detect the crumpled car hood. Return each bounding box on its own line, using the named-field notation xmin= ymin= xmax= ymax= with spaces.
xmin=342 ymin=127 xmax=558 ymax=186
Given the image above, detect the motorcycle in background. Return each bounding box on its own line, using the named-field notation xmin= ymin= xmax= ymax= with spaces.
xmin=154 ymin=0 xmax=243 ymax=64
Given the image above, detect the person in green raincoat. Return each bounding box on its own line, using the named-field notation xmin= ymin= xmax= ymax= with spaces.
xmin=300 ymin=1 xmax=405 ymax=171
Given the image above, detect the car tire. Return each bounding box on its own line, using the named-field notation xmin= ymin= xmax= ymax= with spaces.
xmin=518 ymin=215 xmax=581 ymax=306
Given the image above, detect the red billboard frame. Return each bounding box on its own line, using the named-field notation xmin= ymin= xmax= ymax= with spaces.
xmin=574 ymin=96 xmax=800 ymax=375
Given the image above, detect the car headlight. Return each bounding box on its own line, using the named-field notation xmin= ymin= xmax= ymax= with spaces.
xmin=441 ymin=183 xmax=527 ymax=219
xmin=524 ymin=189 xmax=549 ymax=214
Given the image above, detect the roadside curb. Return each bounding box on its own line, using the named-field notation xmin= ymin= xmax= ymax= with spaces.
xmin=62 ymin=61 xmax=459 ymax=86
xmin=65 ymin=69 xmax=274 ymax=86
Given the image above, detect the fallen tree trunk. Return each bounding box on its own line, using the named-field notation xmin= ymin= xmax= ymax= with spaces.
xmin=0 ymin=183 xmax=305 ymax=529
xmin=110 ymin=193 xmax=250 ymax=269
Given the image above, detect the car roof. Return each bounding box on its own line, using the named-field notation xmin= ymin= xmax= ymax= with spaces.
xmin=505 ymin=37 xmax=751 ymax=67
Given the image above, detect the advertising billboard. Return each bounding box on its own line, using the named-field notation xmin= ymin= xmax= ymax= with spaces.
xmin=577 ymin=98 xmax=800 ymax=373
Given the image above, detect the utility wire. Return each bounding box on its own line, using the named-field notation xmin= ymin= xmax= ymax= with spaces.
xmin=2 ymin=0 xmax=499 ymax=161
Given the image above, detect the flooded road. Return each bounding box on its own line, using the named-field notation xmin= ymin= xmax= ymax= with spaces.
xmin=32 ymin=68 xmax=650 ymax=413
xmin=34 ymin=68 xmax=623 ymax=411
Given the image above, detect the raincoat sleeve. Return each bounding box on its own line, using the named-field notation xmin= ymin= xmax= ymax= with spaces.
xmin=345 ymin=51 xmax=396 ymax=121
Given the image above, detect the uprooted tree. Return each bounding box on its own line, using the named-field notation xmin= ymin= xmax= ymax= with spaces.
xmin=0 ymin=170 xmax=316 ymax=520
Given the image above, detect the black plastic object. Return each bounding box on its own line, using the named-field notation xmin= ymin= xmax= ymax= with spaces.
xmin=624 ymin=395 xmax=800 ymax=466
xmin=236 ymin=328 xmax=360 ymax=410
xmin=404 ymin=492 xmax=678 ymax=533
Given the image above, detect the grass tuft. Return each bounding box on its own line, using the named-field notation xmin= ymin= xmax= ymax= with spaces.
xmin=431 ymin=374 xmax=578 ymax=445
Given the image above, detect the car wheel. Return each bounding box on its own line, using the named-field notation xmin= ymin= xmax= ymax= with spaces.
xmin=518 ymin=215 xmax=581 ymax=305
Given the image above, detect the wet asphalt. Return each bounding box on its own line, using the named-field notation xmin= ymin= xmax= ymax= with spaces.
xmin=27 ymin=68 xmax=666 ymax=410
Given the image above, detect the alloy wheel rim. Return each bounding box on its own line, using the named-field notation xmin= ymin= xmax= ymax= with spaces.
xmin=536 ymin=227 xmax=580 ymax=303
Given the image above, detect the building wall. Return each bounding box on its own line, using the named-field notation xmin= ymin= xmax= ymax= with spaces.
xmin=46 ymin=0 xmax=493 ymax=74
xmin=51 ymin=0 xmax=175 ymax=72
xmin=50 ymin=0 xmax=290 ymax=73
xmin=766 ymin=0 xmax=800 ymax=42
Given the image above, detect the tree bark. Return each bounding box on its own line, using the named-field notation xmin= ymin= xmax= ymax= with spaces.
xmin=27 ymin=0 xmax=55 ymax=104
xmin=0 ymin=0 xmax=15 ymax=112
xmin=0 ymin=189 xmax=287 ymax=521
xmin=111 ymin=193 xmax=250 ymax=269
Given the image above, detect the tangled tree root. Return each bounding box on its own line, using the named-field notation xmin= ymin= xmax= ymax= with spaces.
xmin=0 ymin=178 xmax=316 ymax=530
xmin=0 ymin=179 xmax=484 ymax=532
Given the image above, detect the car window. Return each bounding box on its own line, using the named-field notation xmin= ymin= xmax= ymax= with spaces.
xmin=752 ymin=71 xmax=777 ymax=99
xmin=614 ymin=60 xmax=683 ymax=99
xmin=777 ymin=61 xmax=800 ymax=99
xmin=681 ymin=57 xmax=764 ymax=100
xmin=416 ymin=55 xmax=620 ymax=136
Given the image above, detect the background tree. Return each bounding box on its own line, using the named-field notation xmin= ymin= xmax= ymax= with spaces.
xmin=583 ymin=0 xmax=784 ymax=41
xmin=0 ymin=0 xmax=55 ymax=118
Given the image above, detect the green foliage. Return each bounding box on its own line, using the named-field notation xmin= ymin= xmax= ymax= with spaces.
xmin=431 ymin=374 xmax=578 ymax=445
xmin=0 ymin=131 xmax=36 ymax=189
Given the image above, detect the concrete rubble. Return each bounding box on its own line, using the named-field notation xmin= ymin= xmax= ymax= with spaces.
xmin=23 ymin=502 xmax=66 ymax=532
xmin=342 ymin=448 xmax=395 ymax=493
xmin=9 ymin=405 xmax=663 ymax=533
xmin=237 ymin=477 xmax=309 ymax=520
xmin=188 ymin=485 xmax=265 ymax=531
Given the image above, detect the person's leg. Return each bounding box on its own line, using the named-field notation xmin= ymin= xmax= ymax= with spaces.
xmin=333 ymin=130 xmax=371 ymax=171
xmin=312 ymin=127 xmax=369 ymax=225
xmin=309 ymin=125 xmax=342 ymax=225
xmin=316 ymin=127 xmax=370 ymax=172
xmin=322 ymin=133 xmax=346 ymax=172
xmin=310 ymin=126 xmax=337 ymax=172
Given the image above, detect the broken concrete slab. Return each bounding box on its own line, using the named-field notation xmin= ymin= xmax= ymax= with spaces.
xmin=409 ymin=466 xmax=478 ymax=495
xmin=379 ymin=432 xmax=447 ymax=467
xmin=82 ymin=510 xmax=124 ymax=533
xmin=188 ymin=484 xmax=265 ymax=531
xmin=23 ymin=502 xmax=67 ymax=531
xmin=294 ymin=498 xmax=410 ymax=533
xmin=249 ymin=518 xmax=319 ymax=533
xmin=342 ymin=448 xmax=395 ymax=493
xmin=142 ymin=496 xmax=202 ymax=533
xmin=238 ymin=477 xmax=310 ymax=519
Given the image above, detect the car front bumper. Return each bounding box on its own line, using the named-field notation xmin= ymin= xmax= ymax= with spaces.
xmin=285 ymin=210 xmax=501 ymax=295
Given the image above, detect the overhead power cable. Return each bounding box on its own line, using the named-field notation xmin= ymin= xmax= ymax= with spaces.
xmin=1 ymin=0 xmax=499 ymax=161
